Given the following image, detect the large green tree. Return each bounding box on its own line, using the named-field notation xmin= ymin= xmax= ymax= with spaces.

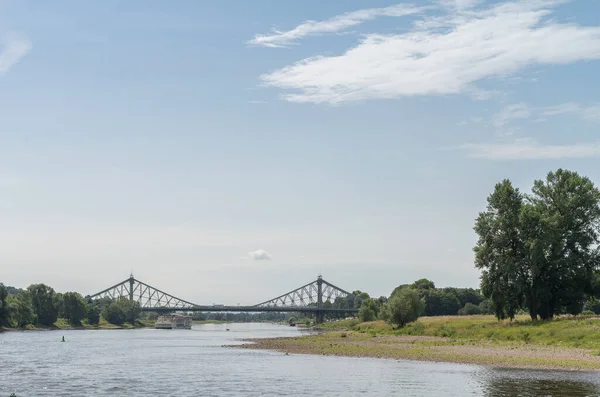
xmin=474 ymin=170 xmax=600 ymax=320
xmin=27 ymin=284 xmax=59 ymax=326
xmin=8 ymin=291 xmax=35 ymax=327
xmin=423 ymin=289 xmax=462 ymax=316
xmin=63 ymin=292 xmax=88 ymax=326
xmin=0 ymin=283 xmax=8 ymax=327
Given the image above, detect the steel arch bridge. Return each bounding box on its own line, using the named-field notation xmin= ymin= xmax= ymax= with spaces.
xmin=88 ymin=275 xmax=360 ymax=323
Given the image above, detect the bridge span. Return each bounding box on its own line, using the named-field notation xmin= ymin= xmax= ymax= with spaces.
xmin=88 ymin=275 xmax=360 ymax=323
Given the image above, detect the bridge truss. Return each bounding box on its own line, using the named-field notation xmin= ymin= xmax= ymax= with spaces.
xmin=254 ymin=276 xmax=359 ymax=310
xmin=88 ymin=275 xmax=360 ymax=322
xmin=88 ymin=276 xmax=197 ymax=310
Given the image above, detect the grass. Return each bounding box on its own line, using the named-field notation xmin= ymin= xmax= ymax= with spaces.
xmin=236 ymin=328 xmax=600 ymax=370
xmin=350 ymin=315 xmax=600 ymax=349
xmin=313 ymin=319 xmax=361 ymax=331
xmin=232 ymin=314 xmax=600 ymax=370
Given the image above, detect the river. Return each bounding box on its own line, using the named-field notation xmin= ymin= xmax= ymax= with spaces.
xmin=1 ymin=323 xmax=599 ymax=396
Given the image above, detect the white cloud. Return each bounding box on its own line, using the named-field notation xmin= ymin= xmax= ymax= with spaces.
xmin=489 ymin=102 xmax=600 ymax=129
xmin=457 ymin=138 xmax=600 ymax=160
xmin=257 ymin=0 xmax=600 ymax=104
xmin=248 ymin=249 xmax=272 ymax=260
xmin=0 ymin=33 xmax=31 ymax=75
xmin=541 ymin=102 xmax=600 ymax=121
xmin=438 ymin=0 xmax=481 ymax=10
xmin=493 ymin=103 xmax=531 ymax=127
xmin=248 ymin=4 xmax=425 ymax=48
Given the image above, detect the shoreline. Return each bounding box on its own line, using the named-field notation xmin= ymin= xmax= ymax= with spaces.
xmin=0 ymin=324 xmax=152 ymax=332
xmin=230 ymin=331 xmax=600 ymax=371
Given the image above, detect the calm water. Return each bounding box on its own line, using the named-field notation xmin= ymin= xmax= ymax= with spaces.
xmin=1 ymin=323 xmax=600 ymax=396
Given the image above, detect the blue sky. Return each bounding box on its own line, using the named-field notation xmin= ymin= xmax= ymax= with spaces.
xmin=1 ymin=0 xmax=600 ymax=303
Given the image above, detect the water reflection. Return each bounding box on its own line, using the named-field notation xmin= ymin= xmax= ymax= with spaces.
xmin=482 ymin=368 xmax=600 ymax=397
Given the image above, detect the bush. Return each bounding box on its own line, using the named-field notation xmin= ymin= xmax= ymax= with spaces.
xmin=63 ymin=292 xmax=88 ymax=326
xmin=581 ymin=310 xmax=595 ymax=316
xmin=87 ymin=306 xmax=100 ymax=325
xmin=358 ymin=305 xmax=376 ymax=322
xmin=382 ymin=288 xmax=425 ymax=328
xmin=458 ymin=302 xmax=482 ymax=316
xmin=101 ymin=302 xmax=126 ymax=325
xmin=478 ymin=300 xmax=494 ymax=315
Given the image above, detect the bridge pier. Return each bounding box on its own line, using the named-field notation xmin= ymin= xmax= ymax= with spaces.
xmin=316 ymin=276 xmax=324 ymax=324
xmin=315 ymin=311 xmax=325 ymax=324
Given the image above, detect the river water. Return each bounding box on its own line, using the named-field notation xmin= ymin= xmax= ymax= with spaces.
xmin=1 ymin=323 xmax=600 ymax=396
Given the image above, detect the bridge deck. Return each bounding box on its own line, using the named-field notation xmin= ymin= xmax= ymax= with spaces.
xmin=144 ymin=306 xmax=358 ymax=313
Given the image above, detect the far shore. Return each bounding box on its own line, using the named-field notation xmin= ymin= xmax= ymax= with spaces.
xmin=0 ymin=320 xmax=154 ymax=332
xmin=229 ymin=316 xmax=600 ymax=371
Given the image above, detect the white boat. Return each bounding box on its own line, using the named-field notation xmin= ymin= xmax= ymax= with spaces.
xmin=155 ymin=314 xmax=192 ymax=329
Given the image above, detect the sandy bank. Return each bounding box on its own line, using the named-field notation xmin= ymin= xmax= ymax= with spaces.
xmin=230 ymin=332 xmax=600 ymax=371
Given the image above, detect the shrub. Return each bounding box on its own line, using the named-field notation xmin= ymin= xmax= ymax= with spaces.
xmin=458 ymin=302 xmax=482 ymax=316
xmin=382 ymin=288 xmax=425 ymax=328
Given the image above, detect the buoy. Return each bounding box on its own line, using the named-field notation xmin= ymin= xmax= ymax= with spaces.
xmin=226 ymin=328 xmax=230 ymax=331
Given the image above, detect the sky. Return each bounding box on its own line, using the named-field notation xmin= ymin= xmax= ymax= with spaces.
xmin=1 ymin=0 xmax=600 ymax=304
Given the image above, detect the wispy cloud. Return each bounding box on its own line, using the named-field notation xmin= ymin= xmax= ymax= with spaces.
xmin=438 ymin=0 xmax=482 ymax=10
xmin=490 ymin=102 xmax=600 ymax=129
xmin=256 ymin=0 xmax=600 ymax=104
xmin=248 ymin=4 xmax=425 ymax=48
xmin=248 ymin=249 xmax=272 ymax=260
xmin=541 ymin=102 xmax=600 ymax=121
xmin=457 ymin=138 xmax=600 ymax=160
xmin=493 ymin=103 xmax=531 ymax=128
xmin=0 ymin=33 xmax=31 ymax=75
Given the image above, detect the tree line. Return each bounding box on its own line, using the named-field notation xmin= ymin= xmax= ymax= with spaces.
xmin=354 ymin=278 xmax=492 ymax=327
xmin=0 ymin=283 xmax=142 ymax=328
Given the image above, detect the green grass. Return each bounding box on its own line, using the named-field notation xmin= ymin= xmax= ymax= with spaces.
xmin=313 ymin=319 xmax=361 ymax=331
xmin=348 ymin=315 xmax=600 ymax=349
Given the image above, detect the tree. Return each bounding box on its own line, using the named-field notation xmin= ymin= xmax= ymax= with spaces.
xmin=423 ymin=289 xmax=462 ymax=316
xmin=101 ymin=302 xmax=126 ymax=325
xmin=382 ymin=288 xmax=425 ymax=328
xmin=63 ymin=292 xmax=88 ymax=326
xmin=458 ymin=302 xmax=482 ymax=316
xmin=412 ymin=278 xmax=435 ymax=290
xmin=53 ymin=292 xmax=65 ymax=318
xmin=0 ymin=283 xmax=8 ymax=327
xmin=478 ymin=300 xmax=494 ymax=315
xmin=474 ymin=179 xmax=525 ymax=320
xmin=390 ymin=284 xmax=410 ymax=297
xmin=8 ymin=291 xmax=35 ymax=327
xmin=452 ymin=288 xmax=484 ymax=307
xmin=101 ymin=298 xmax=141 ymax=325
xmin=474 ymin=170 xmax=600 ymax=320
xmin=27 ymin=284 xmax=58 ymax=326
xmin=87 ymin=306 xmax=100 ymax=325
xmin=358 ymin=298 xmax=378 ymax=322
xmin=116 ymin=298 xmax=141 ymax=323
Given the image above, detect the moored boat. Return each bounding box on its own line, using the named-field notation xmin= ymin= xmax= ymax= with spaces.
xmin=155 ymin=314 xmax=192 ymax=329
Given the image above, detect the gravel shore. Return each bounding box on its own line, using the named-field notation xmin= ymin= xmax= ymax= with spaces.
xmin=230 ymin=332 xmax=600 ymax=371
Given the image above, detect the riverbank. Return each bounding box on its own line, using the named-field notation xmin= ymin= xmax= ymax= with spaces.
xmin=0 ymin=318 xmax=154 ymax=331
xmin=234 ymin=315 xmax=600 ymax=371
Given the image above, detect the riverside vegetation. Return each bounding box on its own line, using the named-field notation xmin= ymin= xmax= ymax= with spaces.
xmin=238 ymin=169 xmax=600 ymax=370
xmin=0 ymin=283 xmax=149 ymax=330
